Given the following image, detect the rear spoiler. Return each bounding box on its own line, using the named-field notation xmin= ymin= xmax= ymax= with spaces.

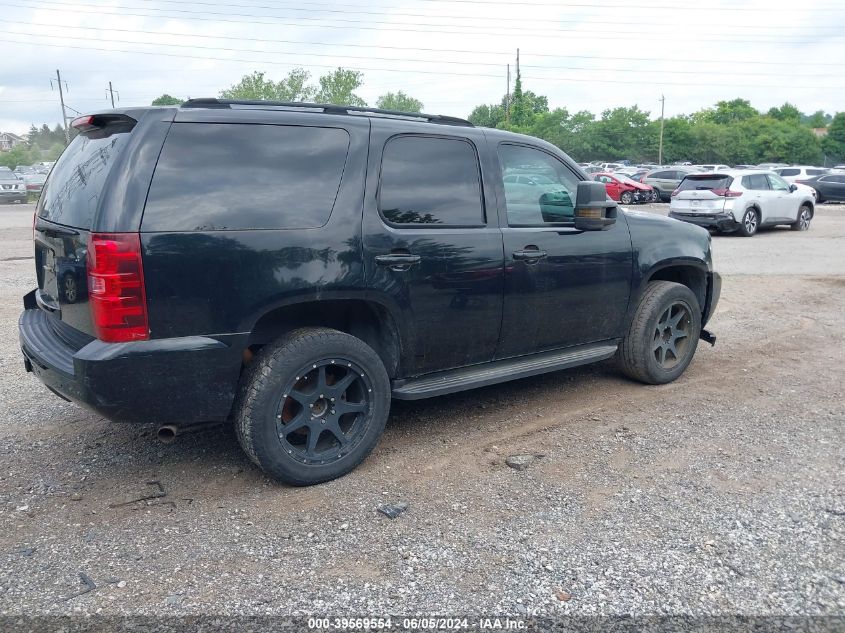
xmin=71 ymin=113 xmax=137 ymax=138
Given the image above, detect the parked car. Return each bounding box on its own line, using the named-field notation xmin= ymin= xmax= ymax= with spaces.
xmin=732 ymin=165 xmax=756 ymax=170
xmin=642 ymin=167 xmax=700 ymax=202
xmin=774 ymin=166 xmax=829 ymax=184
xmin=593 ymin=172 xmax=656 ymax=204
xmin=600 ymin=162 xmax=624 ymax=171
xmin=756 ymin=163 xmax=788 ymax=171
xmin=0 ymin=167 xmax=28 ymax=203
xmin=796 ymin=173 xmax=845 ymax=203
xmin=669 ymin=170 xmax=814 ymax=236
xmin=696 ymin=164 xmax=730 ymax=172
xmin=20 ymin=101 xmax=720 ymax=485
xmin=15 ymin=167 xmax=48 ymax=195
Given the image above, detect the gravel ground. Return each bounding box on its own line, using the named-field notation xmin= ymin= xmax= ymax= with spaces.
xmin=0 ymin=203 xmax=843 ymax=623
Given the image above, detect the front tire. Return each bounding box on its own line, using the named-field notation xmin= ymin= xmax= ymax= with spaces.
xmin=235 ymin=328 xmax=391 ymax=485
xmin=738 ymin=208 xmax=759 ymax=237
xmin=791 ymin=204 xmax=812 ymax=231
xmin=618 ymin=281 xmax=702 ymax=384
xmin=620 ymin=191 xmax=634 ymax=204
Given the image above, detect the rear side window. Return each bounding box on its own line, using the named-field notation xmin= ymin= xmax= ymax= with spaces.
xmin=142 ymin=123 xmax=350 ymax=231
xmin=741 ymin=174 xmax=770 ymax=190
xmin=379 ymin=135 xmax=483 ymax=226
xmin=38 ymin=131 xmax=132 ymax=228
xmin=807 ymin=169 xmax=826 ymax=176
xmin=677 ymin=175 xmax=733 ymax=192
xmin=778 ymin=168 xmax=800 ymax=177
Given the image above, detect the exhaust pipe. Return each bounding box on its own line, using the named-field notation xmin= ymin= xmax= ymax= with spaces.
xmin=156 ymin=421 xmax=225 ymax=444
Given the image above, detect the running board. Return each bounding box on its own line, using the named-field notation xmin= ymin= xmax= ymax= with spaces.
xmin=391 ymin=342 xmax=619 ymax=400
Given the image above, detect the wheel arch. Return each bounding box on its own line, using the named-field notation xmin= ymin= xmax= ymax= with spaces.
xmin=245 ymin=298 xmax=404 ymax=378
xmin=641 ymin=262 xmax=708 ymax=313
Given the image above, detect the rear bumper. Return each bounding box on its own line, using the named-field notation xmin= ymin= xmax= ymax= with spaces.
xmin=669 ymin=211 xmax=738 ymax=232
xmin=19 ymin=304 xmax=243 ymax=425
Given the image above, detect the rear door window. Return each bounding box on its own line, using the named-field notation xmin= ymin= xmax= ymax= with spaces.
xmin=778 ymin=168 xmax=800 ymax=177
xmin=142 ymin=123 xmax=350 ymax=231
xmin=741 ymin=174 xmax=771 ymax=190
xmin=379 ymin=135 xmax=484 ymax=226
xmin=38 ymin=131 xmax=132 ymax=228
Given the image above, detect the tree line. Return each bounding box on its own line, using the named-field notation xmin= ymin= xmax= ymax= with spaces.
xmin=154 ymin=66 xmax=844 ymax=166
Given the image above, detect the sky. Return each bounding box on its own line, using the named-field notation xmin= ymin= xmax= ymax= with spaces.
xmin=1 ymin=0 xmax=844 ymax=135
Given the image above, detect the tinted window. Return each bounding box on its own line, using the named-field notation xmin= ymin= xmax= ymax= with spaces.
xmin=807 ymin=169 xmax=826 ymax=176
xmin=741 ymin=174 xmax=770 ymax=190
xmin=677 ymin=175 xmax=733 ymax=192
xmin=778 ymin=168 xmax=800 ymax=177
xmin=649 ymin=171 xmax=671 ymax=179
xmin=379 ymin=135 xmax=483 ymax=226
xmin=498 ymin=144 xmax=578 ymax=225
xmin=38 ymin=130 xmax=132 ymax=228
xmin=143 ymin=123 xmax=350 ymax=231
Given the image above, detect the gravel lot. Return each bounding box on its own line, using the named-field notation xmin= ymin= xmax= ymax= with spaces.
xmin=0 ymin=202 xmax=843 ymax=622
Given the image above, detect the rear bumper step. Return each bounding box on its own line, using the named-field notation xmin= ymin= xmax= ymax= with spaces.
xmin=391 ymin=342 xmax=619 ymax=400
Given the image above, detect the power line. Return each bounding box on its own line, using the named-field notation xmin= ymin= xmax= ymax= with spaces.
xmin=8 ymin=0 xmax=842 ymax=43
xmin=16 ymin=20 xmax=845 ymax=68
xmin=7 ymin=29 xmax=841 ymax=79
xmin=2 ymin=36 xmax=836 ymax=90
xmin=18 ymin=0 xmax=845 ymax=13
xmin=14 ymin=0 xmax=845 ymax=30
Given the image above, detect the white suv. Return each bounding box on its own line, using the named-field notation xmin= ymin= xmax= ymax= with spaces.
xmin=774 ymin=166 xmax=829 ymax=183
xmin=668 ymin=170 xmax=814 ymax=237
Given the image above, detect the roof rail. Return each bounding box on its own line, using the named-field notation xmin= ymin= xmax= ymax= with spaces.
xmin=181 ymin=98 xmax=474 ymax=127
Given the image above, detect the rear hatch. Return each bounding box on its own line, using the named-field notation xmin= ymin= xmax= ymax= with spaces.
xmin=671 ymin=174 xmax=734 ymax=213
xmin=33 ymin=114 xmax=137 ymax=338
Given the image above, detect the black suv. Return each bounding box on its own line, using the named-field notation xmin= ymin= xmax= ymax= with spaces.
xmin=20 ymin=100 xmax=720 ymax=485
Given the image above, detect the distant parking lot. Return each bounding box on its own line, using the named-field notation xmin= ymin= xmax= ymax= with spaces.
xmin=1 ymin=202 xmax=843 ymax=618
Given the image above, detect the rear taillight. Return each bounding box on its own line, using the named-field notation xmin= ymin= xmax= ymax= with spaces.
xmin=711 ymin=188 xmax=743 ymax=198
xmin=671 ymin=188 xmax=680 ymax=197
xmin=87 ymin=233 xmax=149 ymax=342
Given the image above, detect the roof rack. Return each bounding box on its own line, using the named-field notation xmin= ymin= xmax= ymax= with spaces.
xmin=181 ymin=98 xmax=474 ymax=128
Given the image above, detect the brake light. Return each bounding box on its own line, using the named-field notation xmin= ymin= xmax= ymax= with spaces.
xmin=671 ymin=188 xmax=680 ymax=197
xmin=71 ymin=115 xmax=95 ymax=131
xmin=711 ymin=188 xmax=743 ymax=198
xmin=87 ymin=233 xmax=149 ymax=342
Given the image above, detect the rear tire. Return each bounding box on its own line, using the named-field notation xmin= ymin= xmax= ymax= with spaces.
xmin=618 ymin=281 xmax=702 ymax=385
xmin=235 ymin=327 xmax=391 ymax=485
xmin=737 ymin=208 xmax=759 ymax=237
xmin=791 ymin=204 xmax=812 ymax=231
xmin=652 ymin=187 xmax=663 ymax=202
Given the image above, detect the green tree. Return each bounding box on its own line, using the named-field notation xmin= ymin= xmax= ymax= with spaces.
xmin=220 ymin=69 xmax=316 ymax=101
xmin=0 ymin=144 xmax=41 ymax=169
xmin=767 ymin=102 xmax=802 ymax=122
xmin=151 ymin=94 xmax=183 ymax=106
xmin=804 ymin=110 xmax=829 ymax=128
xmin=708 ymin=98 xmax=758 ymax=125
xmin=376 ymin=91 xmax=423 ymax=112
xmin=468 ymin=103 xmax=505 ymax=128
xmin=821 ymin=113 xmax=845 ymax=162
xmin=509 ymin=69 xmax=530 ymax=127
xmin=315 ymin=68 xmax=366 ymax=106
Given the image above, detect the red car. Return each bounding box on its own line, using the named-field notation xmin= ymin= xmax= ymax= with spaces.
xmin=593 ymin=172 xmax=657 ymax=204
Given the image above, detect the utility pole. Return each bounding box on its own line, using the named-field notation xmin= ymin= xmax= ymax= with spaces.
xmin=50 ymin=69 xmax=69 ymax=144
xmin=658 ymin=94 xmax=666 ymax=165
xmin=506 ymin=64 xmax=511 ymax=124
xmin=106 ymin=81 xmax=119 ymax=108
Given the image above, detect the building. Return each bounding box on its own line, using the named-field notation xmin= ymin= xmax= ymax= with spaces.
xmin=0 ymin=132 xmax=25 ymax=151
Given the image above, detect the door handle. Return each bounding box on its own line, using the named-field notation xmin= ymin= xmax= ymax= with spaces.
xmin=375 ymin=253 xmax=421 ymax=271
xmin=513 ymin=249 xmax=547 ymax=263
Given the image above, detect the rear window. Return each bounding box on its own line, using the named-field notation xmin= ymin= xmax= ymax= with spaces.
xmin=677 ymin=175 xmax=733 ymax=192
xmin=38 ymin=131 xmax=132 ymax=228
xmin=142 ymin=123 xmax=350 ymax=231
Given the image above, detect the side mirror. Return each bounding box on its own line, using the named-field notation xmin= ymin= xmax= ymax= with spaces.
xmin=574 ymin=181 xmax=617 ymax=231
xmin=789 ymin=184 xmax=798 ymax=192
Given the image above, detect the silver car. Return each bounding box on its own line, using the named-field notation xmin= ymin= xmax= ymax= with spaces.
xmin=0 ymin=167 xmax=28 ymax=204
xmin=641 ymin=167 xmax=700 ymax=202
xmin=669 ymin=170 xmax=815 ymax=237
